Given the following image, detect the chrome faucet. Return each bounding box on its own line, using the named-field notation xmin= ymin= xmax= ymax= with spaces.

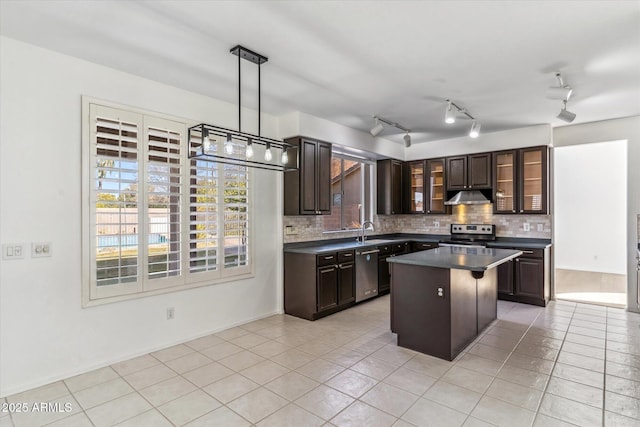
xmin=360 ymin=221 xmax=375 ymax=243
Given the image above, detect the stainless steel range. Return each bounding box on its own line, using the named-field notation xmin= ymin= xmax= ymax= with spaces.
xmin=439 ymin=224 xmax=496 ymax=248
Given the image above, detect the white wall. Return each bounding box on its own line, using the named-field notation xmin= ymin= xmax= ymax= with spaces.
xmin=554 ymin=116 xmax=640 ymax=312
xmin=0 ymin=37 xmax=283 ymax=396
xmin=554 ymin=141 xmax=627 ymax=274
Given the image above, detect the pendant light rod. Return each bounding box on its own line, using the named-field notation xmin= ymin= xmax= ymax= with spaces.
xmin=446 ymin=99 xmax=475 ymax=121
xmin=372 ymin=115 xmax=411 ymax=133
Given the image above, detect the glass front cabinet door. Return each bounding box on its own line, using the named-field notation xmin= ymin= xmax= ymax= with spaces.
xmin=519 ymin=147 xmax=547 ymax=214
xmin=493 ymin=150 xmax=517 ymax=214
xmin=427 ymin=158 xmax=446 ymax=214
xmin=407 ymin=160 xmax=425 ymax=213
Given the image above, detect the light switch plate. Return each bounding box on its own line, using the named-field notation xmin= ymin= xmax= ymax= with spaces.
xmin=2 ymin=243 xmax=25 ymax=260
xmin=523 ymin=223 xmax=530 ymax=232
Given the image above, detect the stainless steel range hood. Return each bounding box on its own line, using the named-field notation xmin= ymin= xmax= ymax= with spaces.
xmin=444 ymin=190 xmax=491 ymax=205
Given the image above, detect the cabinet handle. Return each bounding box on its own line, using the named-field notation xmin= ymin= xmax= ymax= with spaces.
xmin=427 ymin=210 xmax=430 ymax=213
xmin=516 ymin=259 xmax=520 ymax=262
xmin=520 ymin=210 xmax=524 ymax=213
xmin=342 ymin=253 xmax=353 ymax=257
xmin=324 ymin=256 xmax=334 ymax=260
xmin=522 ymin=250 xmax=534 ymax=254
xmin=512 ymin=210 xmax=516 ymax=213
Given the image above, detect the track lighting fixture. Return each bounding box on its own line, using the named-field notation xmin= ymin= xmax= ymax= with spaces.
xmin=469 ymin=121 xmax=481 ymax=138
xmin=404 ymin=132 xmax=411 ymax=147
xmin=444 ymin=99 xmax=481 ymax=139
xmin=370 ymin=115 xmax=411 ymax=147
xmin=445 ymin=101 xmax=456 ymax=124
xmin=557 ymin=100 xmax=576 ymax=123
xmin=370 ymin=118 xmax=384 ymax=136
xmin=546 ymin=72 xmax=573 ymax=101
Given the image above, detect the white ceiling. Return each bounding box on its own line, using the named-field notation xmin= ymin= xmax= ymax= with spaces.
xmin=2 ymin=0 xmax=639 ymax=145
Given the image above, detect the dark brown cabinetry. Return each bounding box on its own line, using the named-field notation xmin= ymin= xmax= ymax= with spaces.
xmin=446 ymin=153 xmax=491 ymax=191
xmin=284 ymin=249 xmax=355 ymax=320
xmin=377 ymin=159 xmax=403 ymax=215
xmin=427 ymin=159 xmax=447 ymax=214
xmin=378 ymin=242 xmax=410 ymax=295
xmin=405 ymin=160 xmax=426 ymax=213
xmin=493 ymin=146 xmax=548 ymax=214
xmin=284 ymin=137 xmax=332 ymax=215
xmin=496 ymin=246 xmax=550 ymax=306
xmin=404 ymin=159 xmax=447 ymax=214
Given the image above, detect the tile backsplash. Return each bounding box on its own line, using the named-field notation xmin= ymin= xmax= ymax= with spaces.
xmin=284 ymin=204 xmax=552 ymax=243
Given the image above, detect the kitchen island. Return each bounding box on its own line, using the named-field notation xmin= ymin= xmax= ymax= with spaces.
xmin=387 ymin=246 xmax=522 ymax=361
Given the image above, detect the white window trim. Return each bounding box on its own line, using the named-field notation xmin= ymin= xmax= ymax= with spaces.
xmin=81 ymin=97 xmax=255 ymax=307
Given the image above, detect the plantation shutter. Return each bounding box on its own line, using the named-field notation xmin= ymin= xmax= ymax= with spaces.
xmin=91 ymin=105 xmax=143 ymax=299
xmin=145 ymin=117 xmax=184 ymax=288
xmin=188 ymin=130 xmax=220 ymax=275
xmin=222 ymin=162 xmax=250 ymax=276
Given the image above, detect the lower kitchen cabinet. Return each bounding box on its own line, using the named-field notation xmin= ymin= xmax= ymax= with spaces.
xmin=285 ymin=250 xmax=355 ymax=320
xmin=496 ymin=246 xmax=550 ymax=306
xmin=378 ymin=241 xmax=410 ymax=295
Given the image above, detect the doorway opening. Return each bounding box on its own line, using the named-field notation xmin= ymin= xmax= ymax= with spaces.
xmin=554 ymin=140 xmax=627 ymax=307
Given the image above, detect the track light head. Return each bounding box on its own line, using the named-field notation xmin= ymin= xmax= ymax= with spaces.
xmin=404 ymin=132 xmax=411 ymax=147
xmin=547 ymin=72 xmax=573 ymax=101
xmin=445 ymin=101 xmax=456 ymax=124
xmin=370 ymin=118 xmax=384 ymax=136
xmin=557 ymin=100 xmax=576 ymax=122
xmin=469 ymin=121 xmax=481 ymax=138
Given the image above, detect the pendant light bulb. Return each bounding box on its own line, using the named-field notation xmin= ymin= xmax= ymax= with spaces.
xmin=246 ymin=138 xmax=254 ymax=158
xmin=202 ymin=130 xmax=211 ymax=152
xmin=445 ymin=101 xmax=456 ymax=124
xmin=264 ymin=142 xmax=273 ymax=162
xmin=469 ymin=121 xmax=481 ymax=138
xmin=281 ymin=148 xmax=289 ymax=164
xmin=224 ymin=133 xmax=233 ymax=154
xmin=404 ymin=132 xmax=411 ymax=148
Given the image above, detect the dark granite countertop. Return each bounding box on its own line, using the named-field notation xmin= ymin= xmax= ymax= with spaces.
xmin=387 ymin=247 xmax=522 ymax=272
xmin=283 ymin=234 xmax=551 ymax=254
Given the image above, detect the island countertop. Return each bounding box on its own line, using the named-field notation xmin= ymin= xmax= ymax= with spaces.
xmin=387 ymin=246 xmax=522 ymax=271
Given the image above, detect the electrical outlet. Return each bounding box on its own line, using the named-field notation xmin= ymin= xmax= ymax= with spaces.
xmin=433 ymin=221 xmax=440 ymax=228
xmin=537 ymin=224 xmax=544 ymax=232
xmin=2 ymin=243 xmax=25 ymax=260
xmin=166 ymin=307 xmax=175 ymax=320
xmin=523 ymin=223 xmax=530 ymax=232
xmin=32 ymin=242 xmax=52 ymax=258
xmin=285 ymin=226 xmax=298 ymax=235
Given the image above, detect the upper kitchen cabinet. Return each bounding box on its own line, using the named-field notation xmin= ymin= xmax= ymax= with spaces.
xmin=493 ymin=150 xmax=517 ymax=213
xmin=493 ymin=146 xmax=548 ymax=214
xmin=427 ymin=158 xmax=447 ymax=214
xmin=446 ymin=153 xmax=491 ymax=191
xmin=519 ymin=146 xmax=548 ymax=214
xmin=405 ymin=160 xmax=426 ymax=214
xmin=284 ymin=136 xmax=332 ymax=215
xmin=377 ymin=159 xmax=403 ymax=215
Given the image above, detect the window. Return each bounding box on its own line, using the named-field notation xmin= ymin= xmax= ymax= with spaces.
xmin=83 ymin=99 xmax=252 ymax=305
xmin=323 ymin=153 xmax=372 ymax=231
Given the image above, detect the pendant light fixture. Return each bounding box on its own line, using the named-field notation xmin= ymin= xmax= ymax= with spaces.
xmin=403 ymin=132 xmax=411 ymax=147
xmin=188 ymin=45 xmax=297 ymax=172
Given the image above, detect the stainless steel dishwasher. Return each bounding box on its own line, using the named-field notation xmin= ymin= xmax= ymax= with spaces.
xmin=355 ymin=248 xmax=380 ymax=302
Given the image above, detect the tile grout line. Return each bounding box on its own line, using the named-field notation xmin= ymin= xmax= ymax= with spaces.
xmin=530 ymin=302 xmax=577 ymax=426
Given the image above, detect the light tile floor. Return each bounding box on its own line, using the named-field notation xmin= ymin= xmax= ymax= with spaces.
xmin=3 ymin=296 xmax=640 ymax=426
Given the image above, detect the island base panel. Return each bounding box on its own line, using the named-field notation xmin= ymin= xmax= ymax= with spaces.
xmin=392 ymin=265 xmax=452 ymax=360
